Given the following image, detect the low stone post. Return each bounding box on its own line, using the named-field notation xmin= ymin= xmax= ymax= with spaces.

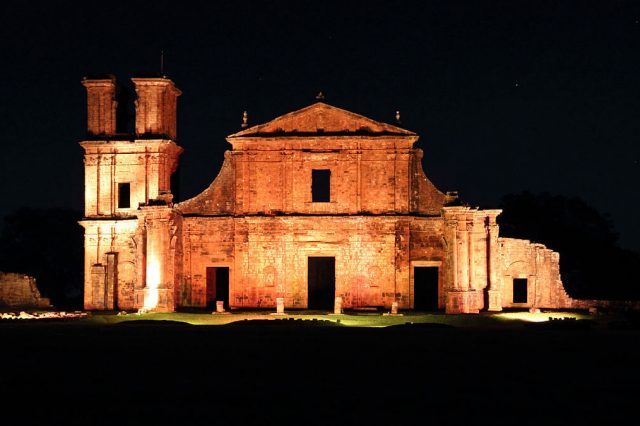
xmin=216 ymin=301 xmax=225 ymax=313
xmin=384 ymin=300 xmax=403 ymax=316
xmin=276 ymin=297 xmax=285 ymax=315
xmin=334 ymin=296 xmax=343 ymax=314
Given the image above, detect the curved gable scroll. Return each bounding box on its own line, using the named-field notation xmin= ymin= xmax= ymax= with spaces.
xmin=175 ymin=153 xmax=235 ymax=215
xmin=410 ymin=149 xmax=446 ymax=215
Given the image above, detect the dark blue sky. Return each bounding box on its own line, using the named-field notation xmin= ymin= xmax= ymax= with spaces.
xmin=1 ymin=0 xmax=639 ymax=250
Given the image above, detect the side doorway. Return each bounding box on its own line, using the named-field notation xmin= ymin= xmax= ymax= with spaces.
xmin=206 ymin=266 xmax=230 ymax=310
xmin=412 ymin=261 xmax=442 ymax=311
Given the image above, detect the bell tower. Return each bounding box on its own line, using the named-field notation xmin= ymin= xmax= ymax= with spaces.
xmin=80 ymin=76 xmax=182 ymax=218
xmin=82 ymin=76 xmax=117 ymax=136
xmin=132 ymin=77 xmax=181 ymax=139
xmin=79 ymin=75 xmax=183 ymax=311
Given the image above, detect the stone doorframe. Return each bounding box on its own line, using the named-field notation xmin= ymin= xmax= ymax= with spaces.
xmin=410 ymin=260 xmax=443 ymax=310
xmin=305 ymin=252 xmax=337 ymax=308
xmin=204 ymin=263 xmax=233 ymax=308
xmin=503 ymin=272 xmax=535 ymax=308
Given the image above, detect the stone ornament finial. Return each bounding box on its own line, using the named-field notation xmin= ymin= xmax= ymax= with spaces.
xmin=316 ymin=91 xmax=325 ymax=100
xmin=395 ymin=111 xmax=401 ymax=123
xmin=241 ymin=110 xmax=248 ymax=128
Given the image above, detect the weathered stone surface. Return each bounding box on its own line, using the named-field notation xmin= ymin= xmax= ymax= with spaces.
xmin=496 ymin=237 xmax=572 ymax=309
xmin=81 ymin=77 xmax=117 ymax=136
xmin=79 ymin=76 xmax=575 ymax=313
xmin=0 ymin=272 xmax=51 ymax=308
xmin=131 ymin=78 xmax=181 ymax=140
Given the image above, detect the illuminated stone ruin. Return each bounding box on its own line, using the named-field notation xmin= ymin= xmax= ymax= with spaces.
xmin=79 ymin=75 xmax=576 ymax=313
xmin=0 ymin=272 xmax=51 ymax=308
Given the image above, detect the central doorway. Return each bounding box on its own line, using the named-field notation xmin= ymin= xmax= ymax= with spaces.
xmin=307 ymin=257 xmax=335 ymax=310
xmin=414 ymin=266 xmax=439 ymax=311
xmin=206 ymin=267 xmax=229 ymax=310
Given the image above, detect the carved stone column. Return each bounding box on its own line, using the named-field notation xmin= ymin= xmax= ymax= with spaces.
xmin=467 ymin=216 xmax=484 ymax=312
xmin=137 ymin=205 xmax=177 ymax=312
xmin=443 ymin=207 xmax=478 ymax=313
xmin=485 ymin=210 xmax=502 ymax=311
xmin=133 ymin=223 xmax=146 ymax=308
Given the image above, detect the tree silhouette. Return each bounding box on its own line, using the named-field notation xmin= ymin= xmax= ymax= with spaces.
xmin=0 ymin=208 xmax=83 ymax=309
xmin=498 ymin=192 xmax=640 ymax=300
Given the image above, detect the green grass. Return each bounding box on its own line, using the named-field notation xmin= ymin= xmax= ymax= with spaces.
xmin=78 ymin=309 xmax=594 ymax=329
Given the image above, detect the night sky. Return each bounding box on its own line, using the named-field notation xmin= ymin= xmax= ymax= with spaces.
xmin=1 ymin=1 xmax=639 ymax=250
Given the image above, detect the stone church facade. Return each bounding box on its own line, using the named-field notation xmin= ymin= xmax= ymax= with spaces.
xmin=79 ymin=76 xmax=574 ymax=313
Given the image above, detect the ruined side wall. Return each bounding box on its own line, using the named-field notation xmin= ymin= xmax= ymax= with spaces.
xmin=497 ymin=238 xmax=573 ymax=309
xmin=180 ymin=216 xmax=423 ymax=309
xmin=0 ymin=272 xmax=51 ymax=308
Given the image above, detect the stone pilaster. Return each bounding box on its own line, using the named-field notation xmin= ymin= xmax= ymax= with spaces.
xmin=485 ymin=210 xmax=502 ymax=311
xmin=105 ymin=252 xmax=118 ymax=310
xmin=136 ymin=205 xmax=179 ymax=312
xmin=90 ymin=263 xmax=106 ymax=310
xmin=443 ymin=207 xmax=478 ymax=313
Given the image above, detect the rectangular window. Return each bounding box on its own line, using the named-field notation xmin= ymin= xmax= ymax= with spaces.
xmin=513 ymin=278 xmax=528 ymax=303
xmin=312 ymin=169 xmax=331 ymax=202
xmin=118 ymin=182 xmax=131 ymax=209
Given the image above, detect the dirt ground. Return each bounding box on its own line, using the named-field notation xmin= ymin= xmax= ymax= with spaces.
xmin=1 ymin=313 xmax=639 ymax=425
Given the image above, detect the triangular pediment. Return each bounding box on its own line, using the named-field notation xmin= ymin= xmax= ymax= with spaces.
xmin=228 ymin=102 xmax=415 ymax=137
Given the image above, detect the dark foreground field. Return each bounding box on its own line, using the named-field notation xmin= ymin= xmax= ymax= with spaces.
xmin=1 ymin=318 xmax=639 ymax=425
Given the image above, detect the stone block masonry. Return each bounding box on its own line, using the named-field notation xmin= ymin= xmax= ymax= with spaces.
xmin=0 ymin=272 xmax=51 ymax=308
xmin=79 ymin=76 xmax=575 ymax=313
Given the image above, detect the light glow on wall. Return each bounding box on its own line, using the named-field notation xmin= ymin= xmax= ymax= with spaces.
xmin=495 ymin=312 xmax=585 ymax=323
xmin=145 ymin=256 xmax=161 ymax=309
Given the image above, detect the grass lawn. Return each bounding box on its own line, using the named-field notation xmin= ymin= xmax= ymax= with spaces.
xmin=81 ymin=309 xmax=592 ymax=328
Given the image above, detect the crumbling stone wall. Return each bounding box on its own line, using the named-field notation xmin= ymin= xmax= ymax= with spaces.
xmin=0 ymin=272 xmax=51 ymax=308
xmin=497 ymin=238 xmax=573 ymax=309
